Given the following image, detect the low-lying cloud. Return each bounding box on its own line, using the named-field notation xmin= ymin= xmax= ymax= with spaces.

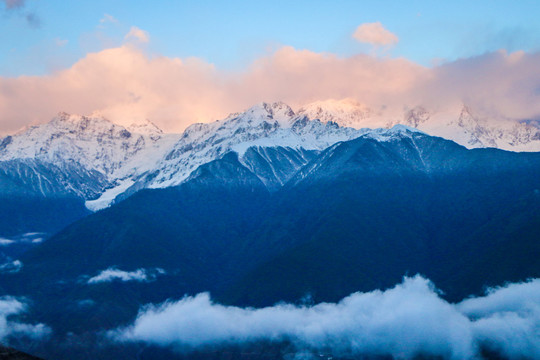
xmin=87 ymin=267 xmax=165 ymax=284
xmin=0 ymin=238 xmax=15 ymax=246
xmin=0 ymin=260 xmax=23 ymax=274
xmin=111 ymin=276 xmax=540 ymax=360
xmin=0 ymin=232 xmax=46 ymax=246
xmin=0 ymin=296 xmax=51 ymax=341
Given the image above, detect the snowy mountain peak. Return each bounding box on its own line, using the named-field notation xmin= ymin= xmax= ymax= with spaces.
xmin=403 ymin=106 xmax=430 ymax=128
xmin=49 ymin=112 xmax=118 ymax=133
xmin=136 ymin=101 xmax=366 ymax=191
xmin=454 ymin=105 xmax=480 ymax=129
xmin=389 ymin=123 xmax=425 ymax=134
xmin=298 ymin=98 xmax=374 ymax=128
xmin=236 ymin=101 xmax=296 ymax=127
xmin=127 ymin=119 xmax=163 ymax=140
xmin=363 ymin=124 xmax=426 ymax=142
xmin=0 ymin=112 xmax=175 ymax=177
xmin=264 ymin=101 xmax=296 ymax=117
xmin=298 ymin=98 xmax=540 ymax=152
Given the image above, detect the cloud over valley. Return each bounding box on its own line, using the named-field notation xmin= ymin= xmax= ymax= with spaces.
xmin=111 ymin=276 xmax=540 ymax=359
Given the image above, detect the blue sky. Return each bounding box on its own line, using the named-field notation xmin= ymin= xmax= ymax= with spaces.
xmin=2 ymin=0 xmax=540 ymax=76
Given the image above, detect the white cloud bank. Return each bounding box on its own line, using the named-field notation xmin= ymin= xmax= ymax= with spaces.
xmin=87 ymin=267 xmax=165 ymax=284
xmin=0 ymin=296 xmax=50 ymax=341
xmin=111 ymin=276 xmax=540 ymax=360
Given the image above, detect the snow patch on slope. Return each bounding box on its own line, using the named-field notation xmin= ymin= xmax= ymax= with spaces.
xmin=85 ymin=179 xmax=135 ymax=211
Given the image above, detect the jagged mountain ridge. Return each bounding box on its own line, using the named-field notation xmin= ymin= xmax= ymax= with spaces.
xmin=0 ymin=112 xmax=179 ymax=200
xmin=132 ymin=102 xmax=363 ymax=189
xmin=1 ymin=100 xmax=539 ymax=215
xmin=299 ymin=99 xmax=540 ymax=151
xmin=0 ymin=102 xmax=371 ymax=212
xmin=0 ymin=113 xmax=180 ymax=235
xmin=0 ymin=112 xmax=168 ymax=176
xmin=89 ymin=103 xmax=429 ymax=208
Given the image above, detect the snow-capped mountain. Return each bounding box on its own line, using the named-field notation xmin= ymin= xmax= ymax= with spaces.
xmin=0 ymin=112 xmax=180 ymax=202
xmin=298 ymin=98 xmax=374 ymax=127
xmin=143 ymin=102 xmax=363 ymax=187
xmin=0 ymin=104 xmax=361 ymax=210
xmin=0 ymin=112 xmax=177 ymax=177
xmin=2 ymin=99 xmax=540 ymax=214
xmin=97 ymin=102 xmax=370 ymax=207
xmin=299 ymin=99 xmax=540 ymax=152
xmin=90 ymin=103 xmax=437 ymax=208
xmin=393 ymin=104 xmax=540 ymax=151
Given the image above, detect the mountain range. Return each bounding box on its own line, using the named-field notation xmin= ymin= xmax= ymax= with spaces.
xmin=0 ymin=100 xmax=539 ymax=359
xmin=1 ymin=100 xmax=540 ymax=234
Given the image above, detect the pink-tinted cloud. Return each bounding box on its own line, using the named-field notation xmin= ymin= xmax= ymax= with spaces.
xmin=0 ymin=44 xmax=539 ymax=135
xmin=100 ymin=14 xmax=118 ymax=24
xmin=0 ymin=45 xmax=425 ymax=134
xmin=353 ymin=22 xmax=399 ymax=46
xmin=420 ymin=50 xmax=540 ymax=119
xmin=125 ymin=26 xmax=150 ymax=43
xmin=240 ymin=47 xmax=425 ymax=104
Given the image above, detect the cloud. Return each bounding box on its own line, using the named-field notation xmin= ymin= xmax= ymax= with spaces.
xmin=422 ymin=49 xmax=540 ymax=120
xmin=0 ymin=238 xmax=15 ymax=246
xmin=1 ymin=0 xmax=40 ymax=27
xmin=0 ymin=260 xmax=22 ymax=273
xmin=457 ymin=279 xmax=540 ymax=359
xmin=24 ymin=11 xmax=39 ymax=27
xmin=125 ymin=26 xmax=150 ymax=43
xmin=111 ymin=276 xmax=540 ymax=360
xmin=1 ymin=0 xmax=24 ymax=10
xmin=0 ymin=45 xmax=424 ymax=134
xmin=0 ymin=46 xmax=539 ymax=135
xmin=0 ymin=296 xmax=51 ymax=341
xmin=55 ymin=38 xmax=68 ymax=47
xmin=0 ymin=232 xmax=46 ymax=246
xmin=87 ymin=267 xmax=165 ymax=284
xmin=100 ymin=13 xmax=118 ymax=24
xmin=353 ymin=22 xmax=399 ymax=46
